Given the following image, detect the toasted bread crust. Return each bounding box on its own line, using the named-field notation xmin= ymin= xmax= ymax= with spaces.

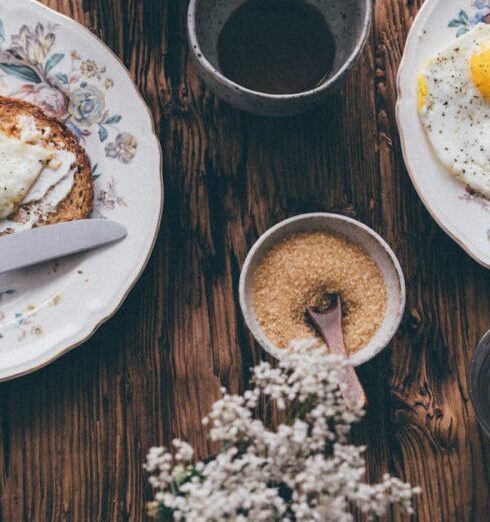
xmin=0 ymin=96 xmax=93 ymax=226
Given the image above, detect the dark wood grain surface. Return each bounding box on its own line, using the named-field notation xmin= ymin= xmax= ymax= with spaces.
xmin=0 ymin=0 xmax=489 ymax=520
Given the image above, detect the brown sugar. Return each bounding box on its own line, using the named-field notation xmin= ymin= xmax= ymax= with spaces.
xmin=252 ymin=231 xmax=387 ymax=354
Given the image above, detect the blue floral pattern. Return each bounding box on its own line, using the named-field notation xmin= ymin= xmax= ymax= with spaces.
xmin=449 ymin=1 xmax=490 ymax=36
xmin=105 ymin=132 xmax=138 ymax=164
xmin=0 ymin=19 xmax=136 ymax=344
xmin=0 ymin=293 xmax=62 ymax=341
xmin=0 ymin=2 xmax=161 ymax=360
xmin=0 ymin=289 xmax=15 ymax=303
xmin=69 ymin=84 xmax=106 ymax=127
xmin=0 ymin=20 xmax=137 ymax=163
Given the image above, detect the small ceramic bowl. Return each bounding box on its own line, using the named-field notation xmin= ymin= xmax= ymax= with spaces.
xmin=187 ymin=0 xmax=372 ymax=117
xmin=239 ymin=213 xmax=406 ymax=366
xmin=469 ymin=329 xmax=490 ymax=438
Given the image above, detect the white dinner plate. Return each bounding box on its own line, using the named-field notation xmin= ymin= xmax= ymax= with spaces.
xmin=0 ymin=0 xmax=163 ymax=380
xmin=397 ymin=0 xmax=490 ymax=268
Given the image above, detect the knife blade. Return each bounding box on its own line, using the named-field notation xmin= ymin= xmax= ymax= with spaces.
xmin=0 ymin=219 xmax=127 ymax=274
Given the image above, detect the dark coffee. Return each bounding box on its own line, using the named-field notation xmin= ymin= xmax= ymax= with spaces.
xmin=217 ymin=0 xmax=336 ymax=95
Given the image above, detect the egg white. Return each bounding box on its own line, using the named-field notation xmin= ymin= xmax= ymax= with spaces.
xmin=0 ymin=115 xmax=76 ymax=232
xmin=418 ymin=23 xmax=490 ymax=199
xmin=23 ymin=149 xmax=75 ymax=206
xmin=0 ymin=132 xmax=52 ymax=219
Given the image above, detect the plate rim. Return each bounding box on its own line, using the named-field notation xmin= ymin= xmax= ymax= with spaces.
xmin=0 ymin=0 xmax=164 ymax=382
xmin=396 ymin=0 xmax=490 ymax=270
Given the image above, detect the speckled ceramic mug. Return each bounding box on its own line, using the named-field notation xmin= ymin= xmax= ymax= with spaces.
xmin=187 ymin=0 xmax=372 ymax=117
xmin=469 ymin=329 xmax=490 ymax=438
xmin=239 ymin=214 xmax=406 ymax=367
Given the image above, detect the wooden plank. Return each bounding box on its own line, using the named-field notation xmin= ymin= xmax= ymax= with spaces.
xmin=0 ymin=0 xmax=488 ymax=520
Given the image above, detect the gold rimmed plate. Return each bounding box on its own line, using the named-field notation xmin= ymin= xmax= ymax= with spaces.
xmin=0 ymin=0 xmax=163 ymax=380
xmin=397 ymin=0 xmax=490 ymax=269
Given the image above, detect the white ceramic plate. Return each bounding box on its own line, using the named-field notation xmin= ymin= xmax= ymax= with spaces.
xmin=0 ymin=0 xmax=163 ymax=380
xmin=397 ymin=0 xmax=490 ymax=268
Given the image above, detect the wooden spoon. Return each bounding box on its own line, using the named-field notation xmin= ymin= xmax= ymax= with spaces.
xmin=306 ymin=294 xmax=367 ymax=409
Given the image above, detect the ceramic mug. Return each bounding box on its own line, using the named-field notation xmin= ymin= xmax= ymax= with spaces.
xmin=469 ymin=329 xmax=490 ymax=438
xmin=187 ymin=0 xmax=372 ymax=117
xmin=238 ymin=213 xmax=406 ymax=367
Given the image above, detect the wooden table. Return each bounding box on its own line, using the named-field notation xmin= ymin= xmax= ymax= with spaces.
xmin=0 ymin=0 xmax=489 ymax=520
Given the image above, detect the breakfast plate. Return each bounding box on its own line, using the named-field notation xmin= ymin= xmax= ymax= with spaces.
xmin=0 ymin=0 xmax=162 ymax=380
xmin=397 ymin=0 xmax=490 ymax=268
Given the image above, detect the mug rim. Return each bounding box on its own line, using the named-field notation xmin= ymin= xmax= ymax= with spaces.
xmin=187 ymin=0 xmax=372 ymax=100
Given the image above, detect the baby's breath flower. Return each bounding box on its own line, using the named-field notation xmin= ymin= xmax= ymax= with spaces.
xmin=145 ymin=347 xmax=420 ymax=520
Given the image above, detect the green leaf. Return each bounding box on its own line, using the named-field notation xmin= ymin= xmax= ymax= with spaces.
xmin=55 ymin=72 xmax=69 ymax=85
xmin=456 ymin=27 xmax=469 ymax=37
xmin=45 ymin=53 xmax=65 ymax=74
xmin=105 ymin=114 xmax=122 ymax=124
xmin=0 ymin=63 xmax=42 ymax=83
xmin=157 ymin=504 xmax=174 ymax=522
xmin=0 ymin=289 xmax=15 ymax=302
xmin=98 ymin=125 xmax=108 ymax=142
xmin=448 ymin=19 xmax=462 ymax=27
xmin=459 ymin=10 xmax=469 ymax=23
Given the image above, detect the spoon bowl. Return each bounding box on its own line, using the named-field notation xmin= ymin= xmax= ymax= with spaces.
xmin=306 ymin=294 xmax=367 ymax=408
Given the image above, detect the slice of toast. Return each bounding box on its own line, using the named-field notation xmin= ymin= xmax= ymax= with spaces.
xmin=0 ymin=96 xmax=93 ymax=228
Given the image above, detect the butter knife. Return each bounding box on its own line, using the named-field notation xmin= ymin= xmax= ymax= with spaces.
xmin=0 ymin=219 xmax=127 ymax=274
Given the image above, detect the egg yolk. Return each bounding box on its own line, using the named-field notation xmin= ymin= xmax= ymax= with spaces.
xmin=471 ymin=46 xmax=490 ymax=101
xmin=417 ymin=74 xmax=428 ymax=111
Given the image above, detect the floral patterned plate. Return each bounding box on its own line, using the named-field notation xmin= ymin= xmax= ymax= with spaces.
xmin=397 ymin=0 xmax=490 ymax=268
xmin=0 ymin=0 xmax=162 ymax=380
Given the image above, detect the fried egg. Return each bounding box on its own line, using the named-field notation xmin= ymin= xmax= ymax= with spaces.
xmin=0 ymin=133 xmax=52 ymax=219
xmin=418 ymin=23 xmax=490 ymax=199
xmin=0 ymin=116 xmax=75 ymax=225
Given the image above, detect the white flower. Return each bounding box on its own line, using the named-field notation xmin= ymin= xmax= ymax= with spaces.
xmin=10 ymin=23 xmax=55 ymax=66
xmin=145 ymin=347 xmax=421 ymax=520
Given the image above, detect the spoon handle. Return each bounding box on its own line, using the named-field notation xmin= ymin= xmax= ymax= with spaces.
xmin=307 ymin=303 xmax=367 ymax=409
